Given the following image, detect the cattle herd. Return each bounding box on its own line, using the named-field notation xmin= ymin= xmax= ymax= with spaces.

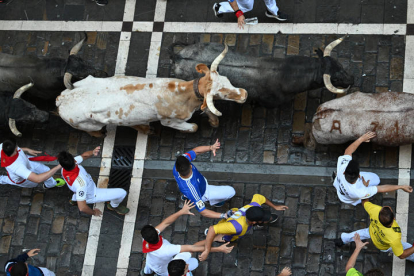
xmin=1 ymin=34 xmax=413 ymax=148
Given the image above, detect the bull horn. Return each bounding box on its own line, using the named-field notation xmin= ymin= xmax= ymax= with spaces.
xmin=9 ymin=119 xmax=22 ymax=137
xmin=9 ymin=83 xmax=34 ymax=137
xmin=69 ymin=36 xmax=86 ymax=55
xmin=64 ymin=72 xmax=74 ymax=90
xmin=206 ymin=94 xmax=222 ymax=117
xmin=323 ymin=35 xmax=346 ymax=57
xmin=210 ymin=44 xmax=228 ymax=72
xmin=323 ymin=74 xmax=349 ymax=94
xmin=13 ymin=82 xmax=34 ymax=99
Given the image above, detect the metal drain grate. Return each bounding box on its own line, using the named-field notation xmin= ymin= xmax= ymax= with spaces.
xmin=108 ymin=168 xmax=132 ymax=189
xmin=112 ymin=146 xmax=135 ymax=168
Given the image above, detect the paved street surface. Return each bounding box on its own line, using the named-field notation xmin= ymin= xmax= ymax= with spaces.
xmin=0 ymin=0 xmax=414 ymax=275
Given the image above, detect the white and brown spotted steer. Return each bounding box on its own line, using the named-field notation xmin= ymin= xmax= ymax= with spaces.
xmin=56 ymin=45 xmax=247 ymax=136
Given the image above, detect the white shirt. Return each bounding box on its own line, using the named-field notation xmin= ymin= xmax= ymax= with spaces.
xmin=61 ymin=156 xmax=96 ymax=202
xmin=145 ymin=229 xmax=181 ymax=276
xmin=0 ymin=144 xmax=32 ymax=183
xmin=333 ymin=155 xmax=378 ymax=205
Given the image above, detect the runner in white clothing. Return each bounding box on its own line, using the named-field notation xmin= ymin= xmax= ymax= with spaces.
xmin=0 ymin=139 xmax=65 ymax=188
xmin=57 ymin=146 xmax=129 ymax=216
xmin=141 ymin=201 xmax=233 ymax=276
xmin=213 ymin=0 xmax=288 ymax=29
xmin=333 ymin=132 xmax=412 ymax=206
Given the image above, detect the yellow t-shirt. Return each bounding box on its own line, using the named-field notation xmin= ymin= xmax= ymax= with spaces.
xmin=213 ymin=194 xmax=267 ymax=242
xmin=365 ymin=202 xmax=403 ymax=256
xmin=346 ymin=268 xmax=363 ymax=276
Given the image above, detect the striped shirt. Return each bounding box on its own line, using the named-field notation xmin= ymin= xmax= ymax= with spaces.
xmin=173 ymin=151 xmax=207 ymax=212
xmin=61 ymin=156 xmax=96 ymax=201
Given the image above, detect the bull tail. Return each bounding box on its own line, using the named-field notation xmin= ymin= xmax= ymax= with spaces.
xmin=168 ymin=42 xmax=189 ymax=61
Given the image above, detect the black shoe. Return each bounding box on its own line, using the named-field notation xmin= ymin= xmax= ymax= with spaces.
xmin=181 ymin=195 xmax=189 ymax=201
xmin=95 ymin=0 xmax=108 ymax=6
xmin=265 ymin=10 xmax=288 ymax=21
xmin=269 ymin=214 xmax=279 ymax=224
xmin=213 ymin=3 xmax=223 ymax=18
xmin=334 ymin=238 xmax=344 ymax=248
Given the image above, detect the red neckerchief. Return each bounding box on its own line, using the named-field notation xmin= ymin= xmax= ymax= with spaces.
xmin=1 ymin=150 xmax=57 ymax=168
xmin=62 ymin=166 xmax=80 ymax=186
xmin=142 ymin=236 xmax=163 ymax=253
xmin=1 ymin=149 xmax=19 ymax=167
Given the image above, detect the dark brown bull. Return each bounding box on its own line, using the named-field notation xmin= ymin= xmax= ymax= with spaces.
xmin=294 ymin=92 xmax=414 ymax=149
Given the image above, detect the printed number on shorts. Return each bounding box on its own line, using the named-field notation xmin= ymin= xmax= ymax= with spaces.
xmin=196 ymin=200 xmax=205 ymax=209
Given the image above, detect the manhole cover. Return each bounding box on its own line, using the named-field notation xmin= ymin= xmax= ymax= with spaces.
xmin=112 ymin=146 xmax=134 ymax=168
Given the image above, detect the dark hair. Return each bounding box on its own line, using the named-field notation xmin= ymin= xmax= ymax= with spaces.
xmin=175 ymin=156 xmax=191 ymax=176
xmin=10 ymin=262 xmax=27 ymax=276
xmin=379 ymin=207 xmax=394 ymax=227
xmin=168 ymin=259 xmax=186 ymax=276
xmin=57 ymin=151 xmax=76 ymax=171
xmin=3 ymin=139 xmax=17 ymax=157
xmin=345 ymin=160 xmax=360 ymax=183
xmin=365 ymin=268 xmax=384 ymax=276
xmin=141 ymin=225 xmax=159 ymax=244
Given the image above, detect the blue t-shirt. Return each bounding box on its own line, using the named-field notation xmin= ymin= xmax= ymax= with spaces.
xmin=173 ymin=151 xmax=207 ymax=212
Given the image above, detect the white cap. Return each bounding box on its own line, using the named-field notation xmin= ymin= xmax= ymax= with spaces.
xmin=173 ymin=253 xmax=199 ymax=271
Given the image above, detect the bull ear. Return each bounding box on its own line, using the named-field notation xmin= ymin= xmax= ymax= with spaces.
xmin=315 ymin=48 xmax=323 ymax=58
xmin=195 ymin=64 xmax=210 ymax=75
xmin=200 ymin=97 xmax=208 ymax=111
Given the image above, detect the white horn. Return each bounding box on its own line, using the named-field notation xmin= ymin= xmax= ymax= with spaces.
xmin=323 ymin=74 xmax=350 ymax=94
xmin=69 ymin=36 xmax=86 ymax=55
xmin=9 ymin=119 xmax=22 ymax=137
xmin=13 ymin=82 xmax=34 ymax=99
xmin=211 ymin=44 xmax=228 ymax=72
xmin=206 ymin=94 xmax=222 ymax=116
xmin=64 ymin=72 xmax=74 ymax=90
xmin=323 ymin=35 xmax=346 ymax=57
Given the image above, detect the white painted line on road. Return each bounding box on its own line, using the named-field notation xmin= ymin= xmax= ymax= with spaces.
xmin=116 ymin=7 xmax=161 ymax=274
xmin=163 ymin=22 xmax=407 ymax=35
xmin=82 ymin=125 xmax=117 ymax=276
xmin=154 ymin=0 xmax=167 ymax=22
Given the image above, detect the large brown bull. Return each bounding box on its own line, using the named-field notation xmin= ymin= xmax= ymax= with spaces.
xmin=294 ymin=92 xmax=414 ymax=149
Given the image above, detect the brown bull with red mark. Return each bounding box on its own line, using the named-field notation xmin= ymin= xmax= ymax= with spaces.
xmin=294 ymin=92 xmax=414 ymax=149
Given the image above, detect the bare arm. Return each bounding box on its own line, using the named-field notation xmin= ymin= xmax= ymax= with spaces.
xmin=345 ymin=233 xmax=368 ymax=272
xmin=192 ymin=139 xmax=220 ymax=156
xmin=377 ymin=185 xmax=413 ymax=194
xmin=399 ymin=246 xmax=414 ymax=259
xmin=81 ymin=146 xmax=101 ymax=161
xmin=20 ymin=148 xmax=41 ymax=156
xmin=263 ymin=198 xmax=288 ymax=211
xmin=229 ymin=0 xmax=245 ymax=29
xmin=77 ymin=200 xmax=102 ymax=217
xmin=181 ymin=242 xmax=232 ymax=254
xmin=199 ymin=225 xmax=216 ymax=261
xmin=344 ymin=132 xmax=376 ymax=156
xmin=155 ymin=201 xmax=195 ymax=233
xmin=27 ymin=165 xmax=62 ymax=183
xmin=200 ymin=209 xmax=225 ymax=219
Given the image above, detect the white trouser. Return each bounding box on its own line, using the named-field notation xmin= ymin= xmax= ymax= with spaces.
xmin=39 ymin=267 xmax=56 ymax=276
xmin=341 ymin=228 xmax=414 ymax=262
xmin=218 ymin=0 xmax=279 ymax=15
xmin=0 ymin=161 xmax=57 ymax=188
xmin=202 ymin=180 xmax=235 ymax=206
xmin=71 ymin=188 xmax=127 ymax=208
xmin=144 ymin=257 xmax=198 ymax=276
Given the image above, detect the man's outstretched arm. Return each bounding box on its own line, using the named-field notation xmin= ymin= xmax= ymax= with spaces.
xmin=155 ymin=201 xmax=195 ymax=233
xmin=192 ymin=139 xmax=220 ymax=157
xmin=377 ymin=185 xmax=413 ymax=194
xmin=27 ymin=165 xmax=62 ymax=183
xmin=81 ymin=146 xmax=101 ymax=161
xmin=344 ymin=132 xmax=376 ymax=156
xmin=263 ymin=198 xmax=288 ymax=211
xmin=345 ymin=233 xmax=368 ymax=272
